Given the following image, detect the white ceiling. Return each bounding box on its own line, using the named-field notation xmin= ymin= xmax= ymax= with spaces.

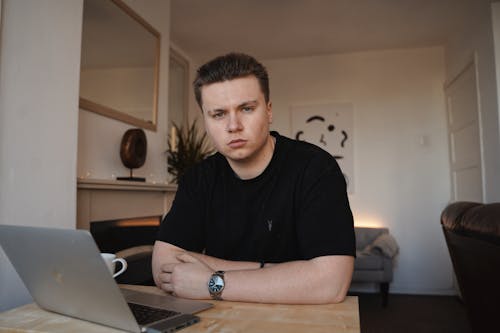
xmin=171 ymin=0 xmax=494 ymax=63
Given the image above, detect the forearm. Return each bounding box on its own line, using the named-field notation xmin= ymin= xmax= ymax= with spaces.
xmin=221 ymin=256 xmax=353 ymax=304
xmin=186 ymin=249 xmax=353 ymax=304
xmin=153 ymin=241 xmax=353 ymax=304
xmin=188 ymin=252 xmax=263 ymax=271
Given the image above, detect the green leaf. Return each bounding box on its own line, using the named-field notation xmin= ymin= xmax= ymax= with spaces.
xmin=166 ymin=120 xmax=214 ymax=182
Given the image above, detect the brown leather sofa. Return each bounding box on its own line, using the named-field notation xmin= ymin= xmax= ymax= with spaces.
xmin=441 ymin=201 xmax=500 ymax=332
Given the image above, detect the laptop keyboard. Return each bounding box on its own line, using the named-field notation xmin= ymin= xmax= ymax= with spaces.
xmin=128 ymin=302 xmax=180 ymax=325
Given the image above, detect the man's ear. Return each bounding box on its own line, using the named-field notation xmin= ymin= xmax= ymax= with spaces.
xmin=267 ymin=101 xmax=273 ymax=123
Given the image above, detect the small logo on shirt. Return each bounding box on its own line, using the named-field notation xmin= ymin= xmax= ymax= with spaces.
xmin=267 ymin=220 xmax=273 ymax=232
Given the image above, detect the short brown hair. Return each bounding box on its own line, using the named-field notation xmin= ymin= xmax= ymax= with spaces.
xmin=193 ymin=53 xmax=270 ymax=109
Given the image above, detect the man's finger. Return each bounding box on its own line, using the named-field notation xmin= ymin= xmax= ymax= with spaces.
xmin=161 ymin=283 xmax=174 ymax=293
xmin=158 ymin=272 xmax=171 ymax=283
xmin=176 ymin=252 xmax=197 ymax=263
xmin=161 ymin=263 xmax=176 ymax=272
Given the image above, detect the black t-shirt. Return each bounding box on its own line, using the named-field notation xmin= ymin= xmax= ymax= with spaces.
xmin=158 ymin=132 xmax=355 ymax=263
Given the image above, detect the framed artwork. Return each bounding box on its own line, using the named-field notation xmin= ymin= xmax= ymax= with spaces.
xmin=291 ymin=102 xmax=354 ymax=193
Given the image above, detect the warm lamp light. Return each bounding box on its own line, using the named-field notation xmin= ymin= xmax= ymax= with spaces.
xmin=354 ymin=216 xmax=384 ymax=228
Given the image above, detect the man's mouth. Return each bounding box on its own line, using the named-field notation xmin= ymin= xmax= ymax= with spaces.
xmin=228 ymin=139 xmax=247 ymax=148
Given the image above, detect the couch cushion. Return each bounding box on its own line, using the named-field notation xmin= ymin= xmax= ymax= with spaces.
xmin=355 ymin=227 xmax=389 ymax=250
xmin=365 ymin=233 xmax=399 ymax=258
xmin=354 ymin=251 xmax=384 ymax=270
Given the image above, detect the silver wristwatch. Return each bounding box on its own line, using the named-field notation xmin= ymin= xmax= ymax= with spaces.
xmin=208 ymin=271 xmax=225 ymax=300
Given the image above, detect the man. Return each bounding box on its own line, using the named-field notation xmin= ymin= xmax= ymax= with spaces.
xmin=152 ymin=53 xmax=355 ymax=304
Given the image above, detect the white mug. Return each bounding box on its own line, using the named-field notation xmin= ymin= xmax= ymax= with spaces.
xmin=101 ymin=253 xmax=127 ymax=278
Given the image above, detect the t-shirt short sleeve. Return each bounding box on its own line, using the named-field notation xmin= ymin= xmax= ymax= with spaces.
xmin=157 ymin=171 xmax=205 ymax=252
xmin=295 ymin=152 xmax=356 ymax=259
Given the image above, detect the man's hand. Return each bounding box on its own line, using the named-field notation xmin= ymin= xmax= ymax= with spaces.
xmin=157 ymin=253 xmax=213 ymax=299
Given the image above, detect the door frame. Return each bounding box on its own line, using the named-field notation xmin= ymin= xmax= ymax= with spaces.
xmin=443 ymin=53 xmax=485 ymax=203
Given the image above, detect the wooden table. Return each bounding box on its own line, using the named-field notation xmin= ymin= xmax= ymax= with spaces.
xmin=0 ymin=285 xmax=360 ymax=333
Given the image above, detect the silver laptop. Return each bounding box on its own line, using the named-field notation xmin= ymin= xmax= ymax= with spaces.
xmin=0 ymin=224 xmax=213 ymax=333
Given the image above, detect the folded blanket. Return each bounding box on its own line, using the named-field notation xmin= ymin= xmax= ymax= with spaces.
xmin=362 ymin=233 xmax=399 ymax=258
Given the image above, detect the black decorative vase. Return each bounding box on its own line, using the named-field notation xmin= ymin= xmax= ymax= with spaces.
xmin=117 ymin=128 xmax=147 ymax=182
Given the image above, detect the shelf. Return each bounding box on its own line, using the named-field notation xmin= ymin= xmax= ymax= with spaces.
xmin=77 ymin=178 xmax=177 ymax=192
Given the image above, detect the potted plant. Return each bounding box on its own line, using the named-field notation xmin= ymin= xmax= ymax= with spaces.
xmin=167 ymin=120 xmax=214 ymax=183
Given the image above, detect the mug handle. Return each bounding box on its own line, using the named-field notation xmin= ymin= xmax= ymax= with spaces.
xmin=112 ymin=258 xmax=128 ymax=278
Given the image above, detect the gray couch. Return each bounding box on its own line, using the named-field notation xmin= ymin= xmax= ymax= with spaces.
xmin=352 ymin=227 xmax=399 ymax=306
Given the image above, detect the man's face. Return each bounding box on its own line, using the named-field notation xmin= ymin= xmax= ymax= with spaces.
xmin=201 ymin=75 xmax=272 ymax=164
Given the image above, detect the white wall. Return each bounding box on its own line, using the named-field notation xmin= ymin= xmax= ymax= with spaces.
xmin=77 ymin=0 xmax=171 ymax=184
xmin=0 ymin=0 xmax=83 ymax=311
xmin=265 ymin=47 xmax=454 ymax=295
xmin=491 ymin=3 xmax=500 ymax=175
xmin=445 ymin=1 xmax=500 ymax=203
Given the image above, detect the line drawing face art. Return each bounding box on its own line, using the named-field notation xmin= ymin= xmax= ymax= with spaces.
xmin=295 ymin=115 xmax=349 ymax=159
xmin=291 ymin=103 xmax=354 ymax=193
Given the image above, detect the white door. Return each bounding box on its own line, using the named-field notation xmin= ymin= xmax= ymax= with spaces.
xmin=444 ymin=61 xmax=483 ymax=203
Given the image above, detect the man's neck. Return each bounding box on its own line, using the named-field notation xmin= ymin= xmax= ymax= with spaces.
xmin=228 ymin=135 xmax=276 ymax=180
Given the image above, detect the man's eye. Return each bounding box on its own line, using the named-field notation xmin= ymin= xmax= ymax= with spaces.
xmin=242 ymin=106 xmax=253 ymax=112
xmin=212 ymin=112 xmax=225 ymax=119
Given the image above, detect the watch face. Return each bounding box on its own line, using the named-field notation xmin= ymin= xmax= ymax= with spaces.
xmin=209 ymin=275 xmax=224 ymax=292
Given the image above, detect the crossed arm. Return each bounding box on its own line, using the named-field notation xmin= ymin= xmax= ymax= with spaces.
xmin=152 ymin=240 xmax=354 ymax=304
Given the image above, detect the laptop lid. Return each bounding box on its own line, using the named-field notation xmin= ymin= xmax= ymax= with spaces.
xmin=0 ymin=225 xmax=212 ymax=332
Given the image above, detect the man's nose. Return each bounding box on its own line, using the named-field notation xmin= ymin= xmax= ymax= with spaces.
xmin=227 ymin=112 xmax=243 ymax=132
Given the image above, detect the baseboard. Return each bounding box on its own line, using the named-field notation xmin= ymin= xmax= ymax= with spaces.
xmin=389 ymin=288 xmax=458 ymax=296
xmin=349 ymin=282 xmax=458 ymax=296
